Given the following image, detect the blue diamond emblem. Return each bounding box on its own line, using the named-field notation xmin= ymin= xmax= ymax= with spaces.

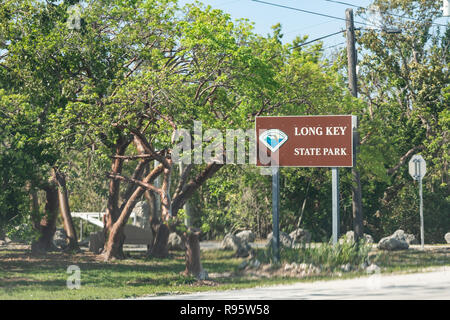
xmin=259 ymin=129 xmax=288 ymax=152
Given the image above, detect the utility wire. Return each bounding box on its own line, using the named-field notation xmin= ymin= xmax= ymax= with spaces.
xmin=322 ymin=41 xmax=346 ymax=50
xmin=290 ymin=29 xmax=345 ymax=49
xmin=253 ymin=1 xmax=405 ymax=50
xmin=251 ymin=0 xmax=378 ymax=28
xmin=324 ymin=0 xmax=447 ymax=27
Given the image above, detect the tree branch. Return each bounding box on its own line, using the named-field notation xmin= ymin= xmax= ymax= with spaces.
xmin=387 ymin=145 xmax=424 ymax=176
xmin=171 ymin=163 xmax=224 ymax=215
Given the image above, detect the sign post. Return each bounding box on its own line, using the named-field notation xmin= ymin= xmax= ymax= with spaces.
xmin=332 ymin=168 xmax=339 ymax=245
xmin=408 ymin=154 xmax=426 ymax=249
xmin=272 ymin=166 xmax=280 ymax=263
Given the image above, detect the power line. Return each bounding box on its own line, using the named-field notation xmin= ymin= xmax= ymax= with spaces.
xmin=284 ymin=19 xmax=337 ymax=36
xmin=324 ymin=0 xmax=447 ymax=27
xmin=322 ymin=41 xmax=346 ymax=50
xmin=290 ymin=29 xmax=345 ymax=49
xmin=325 ymin=0 xmax=360 ymax=8
xmin=251 ymin=0 xmax=377 ymax=28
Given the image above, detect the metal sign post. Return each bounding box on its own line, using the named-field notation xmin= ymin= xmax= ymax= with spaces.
xmin=419 ymin=175 xmax=424 ymax=249
xmin=272 ymin=166 xmax=280 ymax=263
xmin=332 ymin=168 xmax=340 ymax=245
xmin=408 ymin=154 xmax=426 ymax=249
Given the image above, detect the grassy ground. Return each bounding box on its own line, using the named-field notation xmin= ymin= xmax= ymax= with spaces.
xmin=0 ymin=244 xmax=448 ymax=300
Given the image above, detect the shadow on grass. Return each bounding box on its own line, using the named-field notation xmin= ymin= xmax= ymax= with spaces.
xmin=373 ymin=247 xmax=450 ymax=270
xmin=0 ymin=247 xmax=243 ymax=292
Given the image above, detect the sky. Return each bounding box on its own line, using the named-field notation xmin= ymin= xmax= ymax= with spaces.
xmin=177 ymin=0 xmax=375 ymax=51
xmin=178 ymin=0 xmax=450 ymax=52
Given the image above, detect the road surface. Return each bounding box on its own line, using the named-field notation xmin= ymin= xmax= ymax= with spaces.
xmin=138 ymin=266 xmax=450 ymax=300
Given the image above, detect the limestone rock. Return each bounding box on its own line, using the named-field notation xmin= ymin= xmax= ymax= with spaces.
xmin=235 ymin=230 xmax=255 ymax=243
xmin=89 ymin=231 xmax=105 ymax=254
xmin=236 ymin=242 xmax=252 ymax=258
xmin=445 ymin=232 xmax=450 ymax=244
xmin=221 ymin=233 xmax=241 ymax=251
xmin=132 ymin=201 xmax=151 ymax=229
xmin=168 ymin=232 xmax=185 ymax=251
xmin=289 ymin=228 xmax=311 ymax=244
xmin=366 ymin=263 xmax=380 ymax=273
xmin=221 ymin=233 xmax=251 ymax=257
xmin=341 ymin=263 xmax=352 ymax=272
xmin=339 ymin=231 xmax=374 ymax=244
xmin=53 ymin=228 xmax=68 ymax=249
xmin=404 ymin=233 xmax=419 ymax=245
xmin=392 ymin=229 xmax=418 ymax=245
xmin=266 ymin=231 xmax=293 ymax=248
xmin=377 ymin=230 xmax=409 ymax=251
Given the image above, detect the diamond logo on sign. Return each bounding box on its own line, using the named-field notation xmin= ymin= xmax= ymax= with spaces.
xmin=259 ymin=129 xmax=288 ymax=152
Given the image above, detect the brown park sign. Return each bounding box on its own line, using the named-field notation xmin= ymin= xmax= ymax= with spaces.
xmin=256 ymin=115 xmax=355 ymax=167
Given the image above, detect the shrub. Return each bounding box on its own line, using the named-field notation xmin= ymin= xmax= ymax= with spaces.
xmin=257 ymin=239 xmax=372 ymax=271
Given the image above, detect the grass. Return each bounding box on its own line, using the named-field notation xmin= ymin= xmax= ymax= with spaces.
xmin=372 ymin=246 xmax=450 ymax=272
xmin=0 ymin=244 xmax=448 ymax=300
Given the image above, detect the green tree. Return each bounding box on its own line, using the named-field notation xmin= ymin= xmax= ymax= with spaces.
xmin=354 ymin=0 xmax=449 ymax=241
xmin=0 ymin=0 xmax=80 ymax=251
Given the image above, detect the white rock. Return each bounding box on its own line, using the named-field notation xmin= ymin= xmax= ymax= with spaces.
xmin=444 ymin=233 xmax=450 ymax=244
xmin=53 ymin=228 xmax=67 ymax=249
xmin=377 ymin=229 xmax=409 ymax=250
xmin=284 ymin=263 xmax=293 ymax=271
xmin=289 ymin=228 xmax=311 ymax=244
xmin=132 ymin=201 xmax=150 ymax=229
xmin=168 ymin=232 xmax=185 ymax=251
xmin=266 ymin=231 xmax=293 ymax=248
xmin=236 ymin=230 xmax=255 ymax=243
xmin=366 ymin=263 xmax=380 ymax=274
xmin=299 ymin=263 xmax=309 ymax=270
xmin=340 ymin=231 xmax=374 ymax=244
xmin=341 ymin=263 xmax=352 ymax=272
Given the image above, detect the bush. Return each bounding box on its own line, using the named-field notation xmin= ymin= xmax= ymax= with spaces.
xmin=257 ymin=240 xmax=372 ymax=271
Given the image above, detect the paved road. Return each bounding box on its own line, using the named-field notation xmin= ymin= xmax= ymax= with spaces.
xmin=139 ymin=266 xmax=450 ymax=300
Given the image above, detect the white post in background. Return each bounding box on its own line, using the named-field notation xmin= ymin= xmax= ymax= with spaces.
xmin=419 ymin=173 xmax=424 ymax=249
xmin=409 ymin=154 xmax=426 ymax=250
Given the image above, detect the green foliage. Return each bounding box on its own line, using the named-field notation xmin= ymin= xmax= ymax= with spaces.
xmin=256 ymin=240 xmax=372 ymax=270
xmin=352 ymin=0 xmax=449 ymax=242
xmin=0 ymin=0 xmax=447 ymax=247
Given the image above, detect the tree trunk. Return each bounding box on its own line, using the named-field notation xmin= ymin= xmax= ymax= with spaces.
xmin=101 ymin=163 xmax=163 ymax=261
xmin=352 ymin=167 xmax=364 ymax=241
xmin=352 ymin=131 xmax=364 ymax=241
xmin=149 ymin=217 xmax=170 ymax=258
xmin=31 ymin=180 xmax=59 ymax=254
xmin=183 ymin=229 xmax=204 ymax=278
xmin=101 ymin=222 xmax=126 ymax=260
xmin=54 ymin=169 xmax=79 ymax=252
xmin=160 ymin=166 xmax=172 ymax=220
xmin=144 ymin=188 xmax=157 ymax=254
xmin=102 ymin=140 xmax=129 ymax=258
